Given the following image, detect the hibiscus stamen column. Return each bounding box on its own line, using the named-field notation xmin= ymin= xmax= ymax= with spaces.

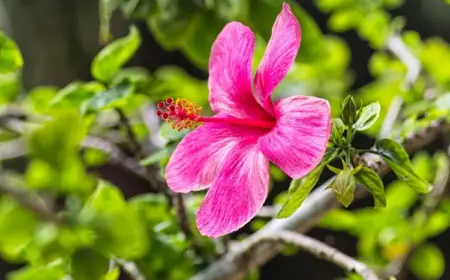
xmin=156 ymin=97 xmax=275 ymax=130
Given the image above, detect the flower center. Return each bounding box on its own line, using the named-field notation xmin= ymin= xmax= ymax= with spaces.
xmin=156 ymin=97 xmax=275 ymax=131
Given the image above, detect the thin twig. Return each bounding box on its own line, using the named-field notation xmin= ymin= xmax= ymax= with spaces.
xmin=254 ymin=230 xmax=379 ymax=280
xmin=115 ymin=259 xmax=146 ymax=280
xmin=379 ymin=96 xmax=403 ymax=139
xmin=386 ymin=34 xmax=421 ymax=89
xmin=115 ymin=108 xmax=142 ymax=157
xmin=174 ymin=194 xmax=193 ymax=238
xmin=0 ymin=176 xmax=62 ymax=223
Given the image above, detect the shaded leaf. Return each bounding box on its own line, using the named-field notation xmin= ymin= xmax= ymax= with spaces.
xmin=249 ymin=0 xmax=324 ymax=62
xmin=376 ymin=139 xmax=431 ymax=193
xmin=147 ymin=0 xmax=198 ymax=49
xmin=331 ymin=118 xmax=345 ymax=145
xmin=355 ymin=167 xmax=386 ymax=208
xmin=85 ymin=82 xmax=134 ymax=112
xmin=99 ymin=0 xmax=124 ymax=43
xmin=341 ymin=95 xmax=357 ymax=126
xmin=70 ymin=248 xmax=110 ymax=280
xmin=182 ymin=10 xmax=226 ymax=69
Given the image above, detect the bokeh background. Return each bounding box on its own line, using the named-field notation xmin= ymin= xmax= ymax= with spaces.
xmin=0 ymin=0 xmax=450 ymax=279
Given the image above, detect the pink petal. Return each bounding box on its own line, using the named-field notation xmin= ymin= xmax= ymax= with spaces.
xmin=254 ymin=3 xmax=301 ymax=113
xmin=165 ymin=120 xmax=267 ymax=193
xmin=208 ymin=22 xmax=270 ymax=120
xmin=258 ymin=96 xmax=331 ymax=179
xmin=196 ymin=139 xmax=269 ymax=238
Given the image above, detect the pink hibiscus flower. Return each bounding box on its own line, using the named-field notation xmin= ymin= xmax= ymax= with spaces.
xmin=160 ymin=3 xmax=331 ymax=238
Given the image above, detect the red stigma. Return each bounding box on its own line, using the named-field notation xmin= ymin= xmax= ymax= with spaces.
xmin=155 ymin=97 xmax=203 ymax=131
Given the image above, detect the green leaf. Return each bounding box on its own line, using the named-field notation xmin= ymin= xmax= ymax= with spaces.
xmin=376 ymin=139 xmax=432 ymax=193
xmin=0 ymin=197 xmax=38 ymax=261
xmin=91 ymin=26 xmax=141 ymax=82
xmin=147 ymin=0 xmax=198 ymax=49
xmin=27 ymin=111 xmax=85 ymax=166
xmin=249 ymin=0 xmax=324 ymax=62
xmin=70 ymin=248 xmax=110 ymax=280
xmin=8 ymin=265 xmax=65 ymax=280
xmin=408 ymin=243 xmax=445 ymax=280
xmin=0 ymin=72 xmax=20 ymax=104
xmin=354 ymin=167 xmax=386 ymax=208
xmin=80 ymin=182 xmax=150 ymax=259
xmin=182 ymin=10 xmax=226 ymax=69
xmin=328 ymin=8 xmax=362 ymax=32
xmin=319 ymin=209 xmax=357 ymax=231
xmin=51 ymin=81 xmax=105 ymax=109
xmin=213 ymin=0 xmax=250 ymax=20
xmin=277 ymin=147 xmax=339 ymax=218
xmin=99 ymin=0 xmax=124 ymax=43
xmin=140 ymin=147 xmax=172 ymax=166
xmin=111 ymin=67 xmax=152 ymax=94
xmin=340 ymin=95 xmax=358 ymax=126
xmin=160 ymin=122 xmax=189 ymax=141
xmin=331 ymin=118 xmax=345 ymax=144
xmin=277 ymin=164 xmax=325 ymax=218
xmin=353 ymin=102 xmax=381 ymax=131
xmin=85 ymin=82 xmax=134 ymax=112
xmin=0 ymin=31 xmax=23 ymax=73
xmin=149 ymin=66 xmax=208 ymax=106
xmin=25 ymin=86 xmax=59 ymax=113
xmin=331 ymin=170 xmax=355 ymax=207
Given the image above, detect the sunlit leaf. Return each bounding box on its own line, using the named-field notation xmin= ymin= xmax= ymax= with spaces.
xmin=277 ymin=164 xmax=325 ymax=218
xmin=80 ymin=182 xmax=150 ymax=259
xmin=409 ymin=243 xmax=445 ymax=280
xmin=331 ymin=170 xmax=356 ymax=207
xmin=0 ymin=197 xmax=38 ymax=261
xmin=319 ymin=209 xmax=358 ymax=231
xmin=277 ymin=148 xmax=339 ymax=218
xmin=8 ymin=265 xmax=65 ymax=280
xmin=353 ymin=102 xmax=381 ymax=131
xmin=0 ymin=31 xmax=23 ymax=74
xmin=91 ymin=26 xmax=141 ymax=82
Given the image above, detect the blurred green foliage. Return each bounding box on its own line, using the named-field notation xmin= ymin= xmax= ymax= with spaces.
xmin=0 ymin=0 xmax=448 ymax=279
